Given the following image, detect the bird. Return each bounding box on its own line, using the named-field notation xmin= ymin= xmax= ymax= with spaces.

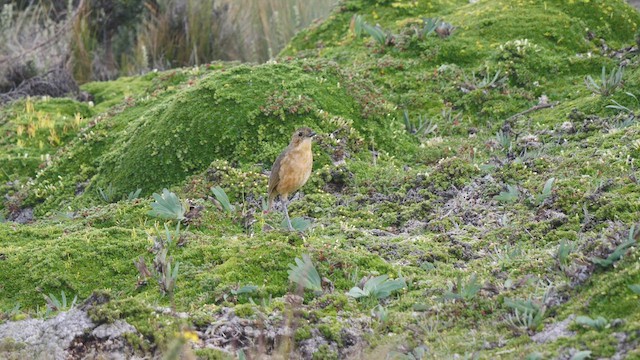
xmin=268 ymin=127 xmax=316 ymax=230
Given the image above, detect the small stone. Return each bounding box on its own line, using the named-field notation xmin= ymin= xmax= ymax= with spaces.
xmin=560 ymin=121 xmax=575 ymax=133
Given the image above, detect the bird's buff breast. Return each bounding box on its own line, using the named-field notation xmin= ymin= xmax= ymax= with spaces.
xmin=277 ymin=143 xmax=313 ymax=194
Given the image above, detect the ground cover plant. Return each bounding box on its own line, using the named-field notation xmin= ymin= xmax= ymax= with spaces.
xmin=1 ymin=0 xmax=640 ymax=359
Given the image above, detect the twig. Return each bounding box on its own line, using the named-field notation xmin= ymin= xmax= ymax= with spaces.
xmin=505 ymin=101 xmax=559 ymax=122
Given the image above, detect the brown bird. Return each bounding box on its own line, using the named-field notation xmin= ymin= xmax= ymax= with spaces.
xmin=268 ymin=127 xmax=316 ymax=230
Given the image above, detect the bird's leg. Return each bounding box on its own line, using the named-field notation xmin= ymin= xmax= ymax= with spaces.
xmin=282 ymin=196 xmax=294 ymax=231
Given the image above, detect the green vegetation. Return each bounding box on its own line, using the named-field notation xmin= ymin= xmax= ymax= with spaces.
xmin=287 ymin=254 xmax=323 ymax=294
xmin=1 ymin=0 xmax=640 ymax=359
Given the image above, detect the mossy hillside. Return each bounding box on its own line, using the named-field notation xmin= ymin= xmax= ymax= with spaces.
xmin=1 ymin=113 xmax=639 ymax=357
xmin=282 ymin=0 xmax=639 ymax=127
xmin=26 ymin=60 xmax=415 ymax=215
xmin=23 ymin=67 xmax=214 ymax=215
xmin=93 ymin=61 xmax=411 ymax=197
xmin=285 ymin=0 xmax=638 ymax=60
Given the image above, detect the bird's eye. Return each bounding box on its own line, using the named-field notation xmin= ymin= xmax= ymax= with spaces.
xmin=298 ymin=132 xmax=303 ymax=136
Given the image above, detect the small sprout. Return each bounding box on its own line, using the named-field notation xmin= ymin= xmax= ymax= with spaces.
xmin=585 ymin=66 xmax=624 ymax=97
xmin=281 ymin=217 xmax=311 ymax=232
xmin=419 ymin=17 xmax=440 ymax=38
xmin=494 ymin=184 xmax=519 ymax=203
xmin=495 ymin=130 xmax=512 ymax=153
xmin=347 ymin=274 xmax=406 ymax=300
xmin=403 ymin=110 xmax=438 ymax=138
xmin=504 ymin=297 xmax=546 ymax=332
xmin=570 ymin=351 xmax=592 ymax=360
xmin=361 ymin=22 xmax=394 ymax=46
xmin=606 ymin=92 xmax=638 ymax=114
xmin=287 ymin=254 xmax=322 ymax=294
xmin=575 ymin=315 xmax=608 ymax=331
xmin=231 ymin=285 xmax=258 ymax=296
xmin=149 ymin=188 xmax=186 ymax=221
xmin=97 ymin=183 xmax=117 ymax=203
xmin=134 ymin=256 xmax=152 ymax=284
xmin=237 ymin=349 xmax=247 ymax=360
xmin=462 ymin=68 xmax=505 ymax=91
xmin=43 ymin=290 xmax=77 ymax=313
xmin=350 ymin=14 xmax=365 ymax=37
xmin=127 ymin=188 xmax=142 ymax=201
xmin=591 ymin=224 xmax=637 ymax=268
xmin=556 ymin=239 xmax=576 ymax=268
xmin=211 ymin=186 xmax=235 ymax=212
xmin=420 ymin=261 xmax=435 ymax=271
xmin=371 ymin=304 xmax=388 ymax=323
xmin=526 ymin=353 xmax=544 ymax=360
xmin=154 ymin=250 xmax=180 ymax=298
xmin=535 ymin=177 xmax=555 ymax=205
xmin=141 ymin=222 xmax=183 ymax=311
xmin=507 ymin=309 xmax=544 ymax=331
xmin=388 ymin=344 xmax=429 ymax=360
xmin=490 ymin=244 xmax=522 ymax=270
xmin=444 ymin=273 xmax=481 ymax=301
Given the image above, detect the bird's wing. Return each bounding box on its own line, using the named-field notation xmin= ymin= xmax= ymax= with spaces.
xmin=268 ymin=148 xmax=288 ymax=198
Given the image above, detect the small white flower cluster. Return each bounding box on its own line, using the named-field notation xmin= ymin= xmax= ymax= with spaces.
xmin=499 ymin=39 xmax=540 ymax=56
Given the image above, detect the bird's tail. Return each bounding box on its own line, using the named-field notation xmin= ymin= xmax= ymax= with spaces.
xmin=267 ymin=193 xmax=275 ymax=212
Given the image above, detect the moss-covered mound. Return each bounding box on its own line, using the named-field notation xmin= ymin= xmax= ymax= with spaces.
xmin=26 ymin=61 xmax=414 ymax=212
xmin=94 ymin=62 xmax=398 ymax=194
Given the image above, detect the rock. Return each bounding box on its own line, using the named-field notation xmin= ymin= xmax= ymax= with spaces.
xmin=0 ymin=308 xmax=139 ymax=360
xmin=531 ymin=315 xmax=576 ymax=344
xmin=0 ymin=308 xmax=93 ymax=359
xmin=92 ymin=320 xmax=137 ymax=340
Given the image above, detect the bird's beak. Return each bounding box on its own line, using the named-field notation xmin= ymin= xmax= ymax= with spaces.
xmin=309 ymin=131 xmax=317 ymax=138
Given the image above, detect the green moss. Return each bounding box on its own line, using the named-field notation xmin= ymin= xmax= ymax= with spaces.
xmin=88 ymin=297 xmax=185 ymax=351
xmin=0 ymin=97 xmax=94 ymax=182
xmin=194 ymin=348 xmax=234 ymax=360
xmin=318 ymin=321 xmax=343 ymax=344
xmin=81 ymin=73 xmax=157 ymax=113
xmin=312 ymin=344 xmax=339 ymax=360
xmin=0 ymin=223 xmax=147 ymax=309
xmin=0 ymin=338 xmax=26 ymax=352
xmin=294 ymin=325 xmax=313 ymax=342
xmin=234 ymin=304 xmax=255 ymax=318
xmin=425 ymin=156 xmax=480 ymax=191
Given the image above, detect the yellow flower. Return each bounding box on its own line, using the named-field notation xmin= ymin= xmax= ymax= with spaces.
xmin=182 ymin=330 xmax=199 ymax=342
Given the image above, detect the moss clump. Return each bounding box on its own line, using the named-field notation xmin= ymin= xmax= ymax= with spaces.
xmin=233 ymin=304 xmax=255 ymax=318
xmin=194 ymin=348 xmax=233 ymax=360
xmin=424 ymin=156 xmax=479 ymax=191
xmin=312 ymin=344 xmax=339 ymax=360
xmin=88 ymin=297 xmax=185 ymax=352
xmin=318 ymin=321 xmax=343 ymax=345
xmin=294 ymin=325 xmax=313 ymax=342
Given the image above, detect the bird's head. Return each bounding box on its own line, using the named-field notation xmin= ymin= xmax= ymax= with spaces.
xmin=290 ymin=127 xmax=316 ymax=147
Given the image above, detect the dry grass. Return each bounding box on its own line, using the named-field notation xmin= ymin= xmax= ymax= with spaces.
xmin=134 ymin=0 xmax=334 ymax=70
xmin=0 ymin=0 xmax=334 ymax=85
xmin=0 ymin=2 xmax=74 ymax=90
